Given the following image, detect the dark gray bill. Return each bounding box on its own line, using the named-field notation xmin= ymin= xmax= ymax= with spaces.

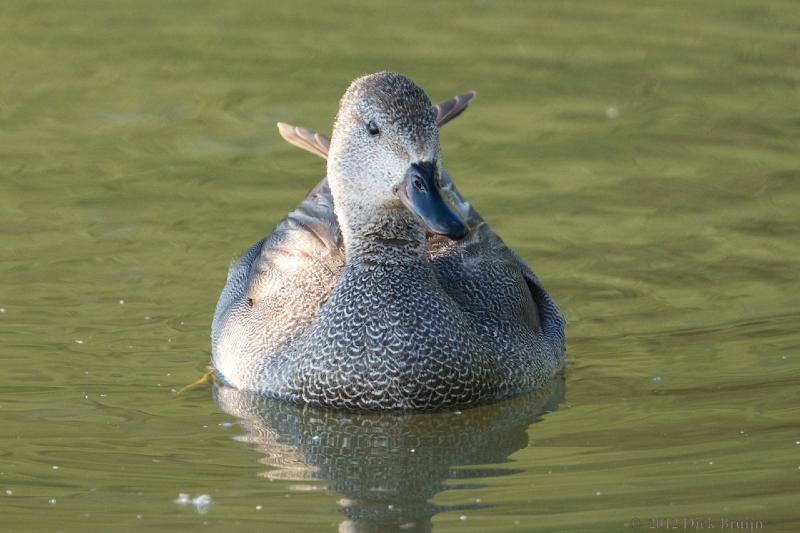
xmin=398 ymin=161 xmax=468 ymax=240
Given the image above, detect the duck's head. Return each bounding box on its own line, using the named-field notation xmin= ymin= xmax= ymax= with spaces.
xmin=327 ymin=72 xmax=468 ymax=242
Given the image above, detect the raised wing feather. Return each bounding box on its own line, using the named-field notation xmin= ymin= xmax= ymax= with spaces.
xmin=435 ymin=91 xmax=476 ymax=126
xmin=276 ymin=122 xmax=331 ymax=160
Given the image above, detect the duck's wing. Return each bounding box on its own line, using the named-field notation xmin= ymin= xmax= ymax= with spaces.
xmin=430 ymin=172 xmax=563 ymax=335
xmin=435 ymin=90 xmax=477 ymax=126
xmin=242 ymin=179 xmax=343 ymax=304
xmin=276 ymin=122 xmax=331 ymax=160
xmin=212 ymin=180 xmax=344 ymax=381
xmin=213 ymin=178 xmax=343 ymax=319
xmin=277 ymin=91 xmax=477 ymax=159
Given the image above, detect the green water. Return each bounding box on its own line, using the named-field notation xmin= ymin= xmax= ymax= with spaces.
xmin=2 ymin=1 xmax=799 ymax=531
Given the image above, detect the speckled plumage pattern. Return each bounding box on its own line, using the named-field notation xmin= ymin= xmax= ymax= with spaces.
xmin=211 ymin=72 xmax=566 ymax=410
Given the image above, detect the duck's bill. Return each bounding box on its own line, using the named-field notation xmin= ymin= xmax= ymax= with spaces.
xmin=398 ymin=162 xmax=469 ymax=240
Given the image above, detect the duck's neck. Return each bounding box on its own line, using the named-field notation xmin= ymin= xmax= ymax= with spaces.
xmin=335 ymin=199 xmax=427 ymax=266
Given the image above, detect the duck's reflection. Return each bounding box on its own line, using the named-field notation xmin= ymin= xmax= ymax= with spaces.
xmin=214 ymin=376 xmax=564 ymax=532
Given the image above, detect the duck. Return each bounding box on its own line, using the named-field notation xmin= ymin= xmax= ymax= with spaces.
xmin=211 ymin=72 xmax=565 ymax=410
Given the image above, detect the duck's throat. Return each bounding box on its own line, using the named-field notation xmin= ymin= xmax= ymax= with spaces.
xmin=338 ymin=204 xmax=427 ymax=264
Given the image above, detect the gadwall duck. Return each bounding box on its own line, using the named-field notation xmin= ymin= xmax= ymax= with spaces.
xmin=211 ymin=72 xmax=565 ymax=409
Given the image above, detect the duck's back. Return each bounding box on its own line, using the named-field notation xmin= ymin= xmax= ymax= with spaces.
xmin=211 ymin=181 xmax=344 ymax=387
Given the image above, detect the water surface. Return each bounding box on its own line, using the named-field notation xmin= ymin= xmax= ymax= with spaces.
xmin=1 ymin=1 xmax=799 ymax=531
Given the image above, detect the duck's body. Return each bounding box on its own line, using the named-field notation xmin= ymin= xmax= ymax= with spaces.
xmin=211 ymin=73 xmax=565 ymax=410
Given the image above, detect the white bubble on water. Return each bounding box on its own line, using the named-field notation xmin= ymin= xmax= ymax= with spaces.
xmin=174 ymin=493 xmax=212 ymax=514
xmin=192 ymin=494 xmax=212 ymax=514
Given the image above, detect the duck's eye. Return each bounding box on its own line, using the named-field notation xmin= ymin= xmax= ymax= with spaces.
xmin=366 ymin=120 xmax=380 ymax=136
xmin=413 ymin=178 xmax=424 ymax=191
